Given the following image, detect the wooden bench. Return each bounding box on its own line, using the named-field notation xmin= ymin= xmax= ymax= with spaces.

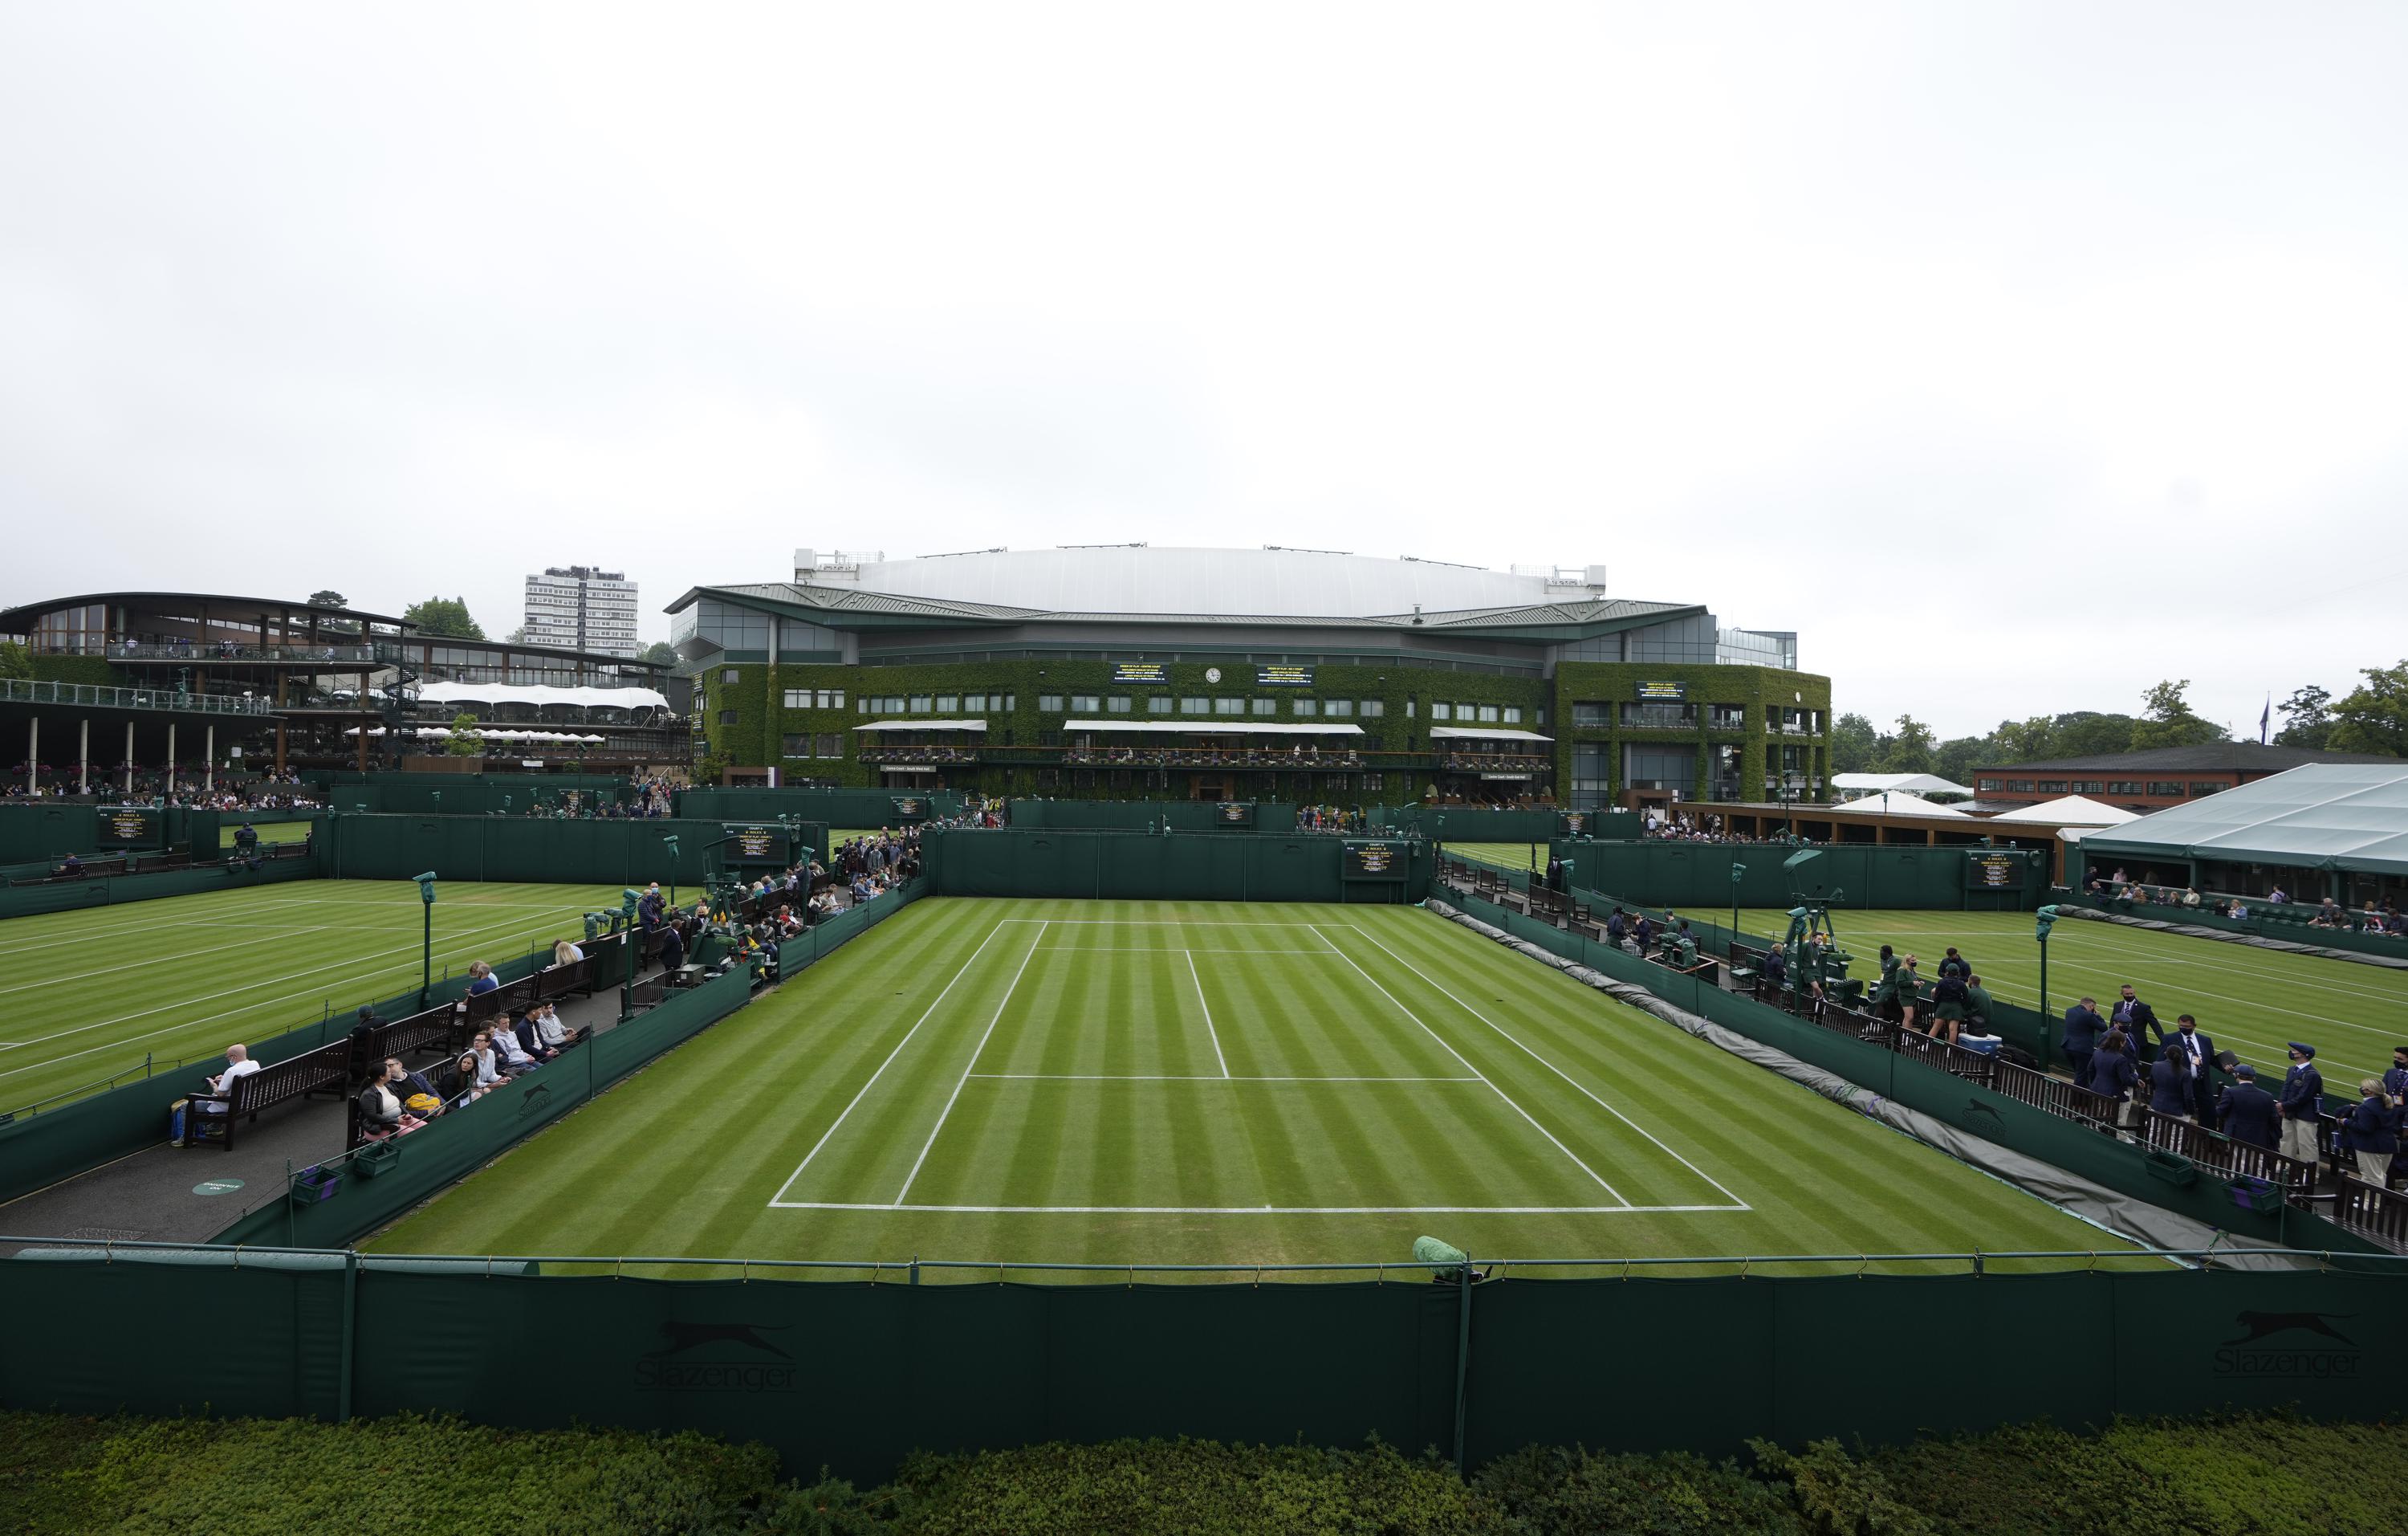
xmin=187 ymin=1039 xmax=352 ymax=1151
xmin=351 ymin=1004 xmax=462 ymax=1078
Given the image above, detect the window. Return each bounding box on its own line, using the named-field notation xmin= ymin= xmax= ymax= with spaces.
xmin=1405 ymin=699 xmax=1416 ymax=718
xmin=1214 ymin=697 xmax=1245 ymax=715
xmin=1501 ymin=706 xmax=1520 ymax=724
xmin=2075 ymin=780 xmax=2104 ymax=794
xmin=1292 ymin=698 xmax=1318 ymax=716
xmin=2190 ymin=781 xmax=2226 ymax=797
xmin=817 ymin=733 xmax=842 ymax=759
xmin=965 ymin=694 xmax=987 ymax=712
xmin=1179 ymin=697 xmax=1210 ymax=715
xmin=1324 ymin=699 xmax=1353 ymax=717
xmin=1572 ymin=701 xmax=1609 ymax=728
xmin=858 ymin=697 xmax=872 ymax=714
xmin=1478 ymin=705 xmax=1499 ymax=723
xmin=1001 ymin=696 xmax=1015 ymax=712
xmin=782 ymin=690 xmax=807 ymax=708
xmin=1977 ymin=778 xmax=2003 ymax=792
xmin=1039 ymin=695 xmax=1064 ymax=712
xmin=1251 ymin=697 xmax=1276 ymax=715
xmin=936 ymin=695 xmax=960 ymax=713
xmin=722 ymin=668 xmax=741 ymax=684
xmin=2146 ymin=781 xmax=2186 ymax=797
xmin=1069 ymin=695 xmax=1100 ymax=712
xmin=2038 ymin=780 xmax=2068 ymax=794
xmin=2108 ymin=780 xmax=2142 ymax=795
xmin=1708 ymin=704 xmax=1748 ymax=730
xmin=2008 ymin=780 xmax=2036 ymax=792
xmin=1149 ymin=695 xmax=1173 ymax=714
xmin=718 ymin=709 xmax=739 ymax=725
xmin=1431 ymin=703 xmax=1452 ymax=721
xmin=1360 ymin=699 xmax=1385 ymax=717
xmin=909 ymin=695 xmax=932 ymax=713
xmin=1621 ymin=702 xmax=1698 ymax=728
xmin=1364 ymin=773 xmax=1384 ymax=793
xmin=822 ymin=689 xmax=844 ymax=709
xmin=1108 ymin=695 xmax=1132 ymax=713
xmin=781 ymin=733 xmax=807 ymax=756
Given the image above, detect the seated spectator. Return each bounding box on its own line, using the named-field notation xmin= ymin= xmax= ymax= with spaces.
xmin=2268 ymin=883 xmax=2289 ymax=905
xmin=192 ymin=1044 xmax=261 ymax=1116
xmin=529 ymin=1001 xmax=571 ymax=1053
xmin=508 ymin=1008 xmax=557 ymax=1064
xmin=465 ymin=960 xmax=499 ymax=996
xmin=356 ymin=1059 xmax=427 ymax=1139
xmin=2182 ymin=887 xmax=2202 ymax=907
xmin=436 ymin=1049 xmax=486 ymax=1107
xmin=469 ymin=1030 xmax=515 ymax=1087
xmin=490 ymin=1019 xmax=543 ymax=1073
xmin=552 ymin=938 xmax=584 ymax=968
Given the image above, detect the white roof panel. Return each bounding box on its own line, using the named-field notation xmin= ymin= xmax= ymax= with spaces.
xmin=417 ymin=681 xmax=669 ymax=711
xmin=852 ymin=719 xmax=990 ymax=732
xmin=1987 ymin=794 xmax=2137 ymax=826
xmin=1062 ymin=719 xmax=1365 ymax=736
xmin=1429 ymin=726 xmax=1555 ymax=743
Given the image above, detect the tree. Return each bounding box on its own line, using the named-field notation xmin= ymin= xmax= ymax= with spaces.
xmin=1987 ymin=716 xmax=2058 ymax=765
xmin=307 ymin=589 xmax=348 ymax=609
xmin=505 ymin=625 xmax=529 ymax=645
xmin=2129 ymin=680 xmax=2225 ymax=752
xmin=1877 ymin=714 xmax=1935 ymax=775
xmin=1828 ymin=712 xmax=1879 ymax=775
xmin=2050 ymin=711 xmax=2141 ymax=760
xmin=1932 ymin=735 xmax=1986 ymax=787
xmin=404 ymin=597 xmax=485 ymax=640
xmin=444 ymin=712 xmax=486 ymax=757
xmin=2276 ymin=685 xmax=2333 ymax=750
xmin=639 ymin=641 xmax=678 ymax=667
xmin=2327 ymin=661 xmax=2408 ymax=757
xmin=0 ymin=640 xmax=30 ymax=681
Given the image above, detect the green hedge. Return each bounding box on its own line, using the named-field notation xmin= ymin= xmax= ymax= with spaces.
xmin=7 ymin=1412 xmax=2403 ymax=1534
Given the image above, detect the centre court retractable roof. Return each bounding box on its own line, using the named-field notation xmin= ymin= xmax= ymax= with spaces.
xmin=2074 ymin=763 xmax=2408 ymax=875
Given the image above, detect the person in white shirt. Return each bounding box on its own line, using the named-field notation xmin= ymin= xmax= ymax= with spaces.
xmin=531 ymin=1002 xmax=571 ymax=1051
xmin=489 ymin=1021 xmax=541 ymax=1074
xmin=469 ymin=1031 xmax=511 ymax=1088
xmin=195 ymin=1045 xmax=261 ymax=1114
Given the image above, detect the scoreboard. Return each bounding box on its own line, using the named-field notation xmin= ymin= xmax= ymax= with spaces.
xmin=1111 ymin=662 xmax=1169 ymax=683
xmin=721 ymin=824 xmax=791 ymax=866
xmin=1342 ymin=840 xmax=1406 ymax=878
xmin=1255 ymin=664 xmax=1314 ymax=687
xmin=95 ymin=807 xmax=161 ymax=846
xmin=1965 ymin=851 xmax=2032 ymax=890
xmin=889 ymin=797 xmax=929 ymax=823
xmin=1215 ymin=802 xmax=1255 ymax=827
xmin=1634 ymin=680 xmax=1687 ymax=702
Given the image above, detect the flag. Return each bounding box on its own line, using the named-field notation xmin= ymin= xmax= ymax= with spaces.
xmin=2260 ymin=696 xmax=2271 ymax=746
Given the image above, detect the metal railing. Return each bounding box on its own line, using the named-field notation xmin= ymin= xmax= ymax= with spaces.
xmin=2136 ymin=1107 xmax=2322 ymax=1200
xmin=2329 ymin=1179 xmax=2408 ymax=1254
xmin=0 ymin=678 xmax=279 ymax=717
xmin=110 ymin=642 xmax=380 ymax=664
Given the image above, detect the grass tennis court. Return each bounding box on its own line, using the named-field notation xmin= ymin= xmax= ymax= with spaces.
xmin=368 ymin=897 xmax=2146 ymax=1272
xmin=1738 ymin=907 xmax=2408 ymax=1090
xmin=0 ymin=880 xmax=623 ymax=1113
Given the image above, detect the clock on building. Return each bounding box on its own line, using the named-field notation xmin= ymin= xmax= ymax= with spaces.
xmin=1204 ymin=666 xmax=1222 ymax=683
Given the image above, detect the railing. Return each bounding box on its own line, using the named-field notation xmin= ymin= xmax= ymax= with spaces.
xmin=109 ymin=641 xmax=380 ymax=664
xmin=2329 ymin=1179 xmax=2408 ymax=1254
xmin=1987 ymin=1057 xmax=2122 ymax=1131
xmin=0 ymin=678 xmax=279 ymax=717
xmin=2136 ymin=1106 xmax=2321 ymax=1200
xmin=858 ymin=746 xmax=982 ymax=764
xmin=1438 ymin=752 xmax=1552 ymax=772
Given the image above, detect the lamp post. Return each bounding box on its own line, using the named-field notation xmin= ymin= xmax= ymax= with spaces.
xmin=413 ymin=871 xmax=437 ymax=1009
xmin=1731 ymin=861 xmax=1745 ymax=947
xmin=2035 ymin=903 xmax=2059 ymax=1021
xmin=662 ymin=833 xmax=681 ymax=911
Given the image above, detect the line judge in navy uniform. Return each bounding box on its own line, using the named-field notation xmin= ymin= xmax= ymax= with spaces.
xmin=2277 ymin=1042 xmax=2325 ymax=1165
xmin=2215 ymin=1065 xmax=2280 ymax=1151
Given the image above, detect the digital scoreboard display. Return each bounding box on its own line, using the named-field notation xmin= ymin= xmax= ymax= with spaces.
xmin=1255 ymin=664 xmax=1314 ymax=687
xmin=889 ymin=797 xmax=929 ymax=822
xmin=722 ymin=825 xmax=791 ymax=866
xmin=1634 ymin=681 xmax=1687 ymax=702
xmin=1215 ymin=802 xmax=1255 ymax=827
xmin=1343 ymin=840 xmax=1406 ymax=878
xmin=1111 ymin=662 xmax=1169 ymax=683
xmin=1967 ymin=851 xmax=2025 ymax=890
xmin=94 ymin=807 xmax=161 ymax=846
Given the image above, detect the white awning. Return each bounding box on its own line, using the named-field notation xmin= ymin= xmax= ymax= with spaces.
xmin=1063 ymin=719 xmax=1366 ymax=736
xmin=853 ymin=719 xmax=990 ymax=732
xmin=417 ymin=681 xmax=669 ymax=711
xmin=1429 ymin=726 xmax=1554 ymax=743
xmin=1987 ymin=794 xmax=2138 ymax=826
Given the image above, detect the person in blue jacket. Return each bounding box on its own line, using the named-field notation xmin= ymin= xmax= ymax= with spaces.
xmin=2215 ymin=1065 xmax=2280 ymax=1151
xmin=2146 ymin=1048 xmax=2194 ymax=1122
xmin=2341 ymin=1078 xmax=2401 ymax=1188
xmin=2277 ymin=1042 xmax=2325 ymax=1164
xmin=2059 ymin=996 xmax=2105 ymax=1088
xmin=2085 ymin=1030 xmax=2140 ymax=1137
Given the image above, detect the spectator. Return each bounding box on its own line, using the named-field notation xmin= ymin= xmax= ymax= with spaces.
xmin=659 ymin=919 xmax=688 ymax=975
xmin=436 ymin=1049 xmax=485 ymax=1107
xmin=490 ymin=1020 xmax=541 ymax=1074
xmin=551 ymin=938 xmax=583 ymax=968
xmin=469 ymin=1029 xmax=512 ymax=1088
xmin=506 ymin=1010 xmax=555 ymax=1065
xmin=2268 ymin=882 xmax=2289 ymax=905
xmin=530 ymin=1001 xmax=571 ymax=1053
xmin=465 ymin=960 xmax=498 ymax=996
xmin=2182 ymin=886 xmax=2203 ymax=907
xmin=2085 ymin=1031 xmax=2140 ymax=1136
xmin=2277 ymin=1043 xmax=2324 ymax=1164
xmin=2215 ymin=1064 xmax=2280 ymax=1151
xmin=356 ymin=1059 xmax=425 ymax=1139
xmin=2164 ymin=1013 xmax=2215 ymax=1126
xmin=192 ymin=1044 xmax=261 ymax=1117
xmin=2060 ymin=996 xmax=2105 ymax=1086
xmin=2342 ymin=1079 xmax=2401 ymax=1188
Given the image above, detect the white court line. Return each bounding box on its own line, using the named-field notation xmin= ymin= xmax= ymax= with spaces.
xmin=998 ymin=919 xmax=1300 ymax=927
xmin=892 ymin=920 xmax=1049 ymax=1205
xmin=0 ymin=907 xmax=592 ymax=1079
xmin=1186 ymin=950 xmax=1231 ymax=1078
xmin=1303 ymin=924 xmax=1633 ymax=1208
xmin=773 ymin=1201 xmax=1733 ymax=1214
xmin=967 ymin=1073 xmax=1483 ymax=1082
xmin=767 ymin=919 xmax=1020 ymax=1205
xmin=1033 ymin=947 xmax=1336 ymax=955
xmin=0 ymin=927 xmax=331 ymax=999
xmin=1336 ymin=921 xmax=1754 ymax=1210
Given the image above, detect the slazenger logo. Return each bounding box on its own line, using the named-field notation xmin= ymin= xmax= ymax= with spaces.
xmin=1963 ymin=1099 xmax=2003 ymax=1129
xmin=633 ymin=1321 xmax=799 ymax=1393
xmin=514 ymin=1082 xmax=554 ymax=1120
xmin=2214 ymin=1312 xmax=2361 ymax=1380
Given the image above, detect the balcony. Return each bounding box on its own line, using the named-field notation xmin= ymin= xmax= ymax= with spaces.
xmin=1438 ymin=752 xmax=1552 ymax=774
xmin=109 ymin=641 xmax=382 ymax=665
xmin=859 ymin=745 xmax=982 ymax=766
xmin=0 ymin=678 xmax=279 ymax=718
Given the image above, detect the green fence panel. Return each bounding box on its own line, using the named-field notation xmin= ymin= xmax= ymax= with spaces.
xmin=1007 ymin=801 xmax=1305 ymax=833
xmin=318 ymin=816 xmax=748 ymax=887
xmin=0 ymin=854 xmax=318 ymax=920
xmin=677 ymin=788 xmax=963 ymax=826
xmin=922 ymin=829 xmax=1422 ymax=903
xmin=1544 ymin=841 xmax=2045 ymax=912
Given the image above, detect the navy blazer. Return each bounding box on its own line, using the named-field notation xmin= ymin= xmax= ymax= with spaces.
xmin=2217 ymin=1085 xmax=2280 ymax=1149
xmin=2279 ymin=1063 xmax=2325 ymax=1119
xmin=2085 ymin=1053 xmax=2138 ymax=1102
xmin=2060 ymin=1005 xmax=2106 ymax=1053
xmin=2341 ymin=1098 xmax=2402 ymax=1154
xmin=2109 ymin=996 xmax=2162 ymax=1043
xmin=2147 ymin=1057 xmax=2190 ymax=1115
xmin=2162 ymin=1029 xmax=2214 ymax=1085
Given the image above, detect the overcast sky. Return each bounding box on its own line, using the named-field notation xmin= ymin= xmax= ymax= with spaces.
xmin=3 ymin=2 xmax=2402 ymax=740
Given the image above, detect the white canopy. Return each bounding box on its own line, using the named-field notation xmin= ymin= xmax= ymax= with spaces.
xmin=1063 ymin=719 xmax=1365 ymax=736
xmin=1428 ymin=726 xmax=1555 ymax=743
xmin=417 ymin=681 xmax=669 ymax=711
xmin=1831 ymin=772 xmax=1975 ymax=798
xmin=1839 ymin=791 xmax=1972 ymax=819
xmin=345 ymin=727 xmax=606 ymax=744
xmin=1987 ymin=794 xmax=2138 ymax=826
xmin=854 ymin=719 xmax=990 ymax=732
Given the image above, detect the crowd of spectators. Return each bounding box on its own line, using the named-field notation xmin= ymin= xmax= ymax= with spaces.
xmin=1060 ymin=744 xmax=1365 ymax=768
xmin=2083 ymin=866 xmax=2406 ymax=937
xmin=3 ymin=769 xmax=319 ymax=809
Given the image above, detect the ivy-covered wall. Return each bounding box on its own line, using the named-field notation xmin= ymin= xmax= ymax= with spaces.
xmin=698 ymin=653 xmax=1832 ymax=805
xmin=27 ymin=655 xmax=123 ymax=687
